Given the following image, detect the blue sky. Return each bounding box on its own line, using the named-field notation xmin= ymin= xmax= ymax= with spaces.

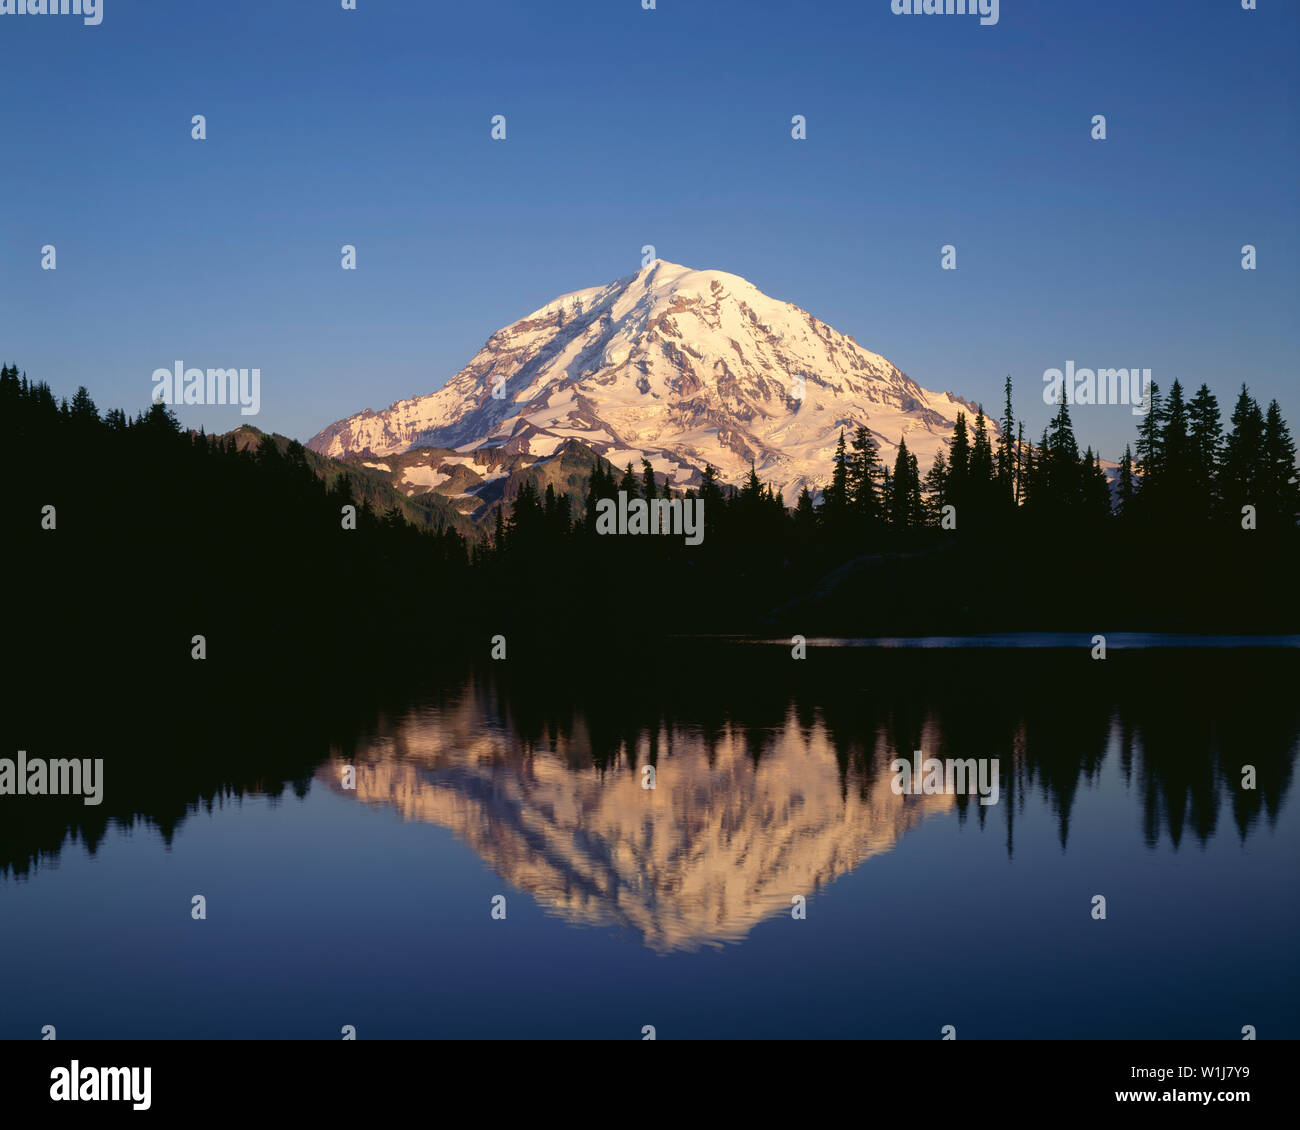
xmin=1 ymin=0 xmax=1296 ymax=459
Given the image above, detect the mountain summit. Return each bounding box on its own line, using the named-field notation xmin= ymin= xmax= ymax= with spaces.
xmin=307 ymin=261 xmax=980 ymax=501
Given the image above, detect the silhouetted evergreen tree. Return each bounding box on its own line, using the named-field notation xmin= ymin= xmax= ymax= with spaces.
xmin=820 ymin=430 xmax=850 ymax=535
xmin=888 ymin=438 xmax=922 ymax=528
xmin=1020 ymin=426 xmax=1049 ymax=515
xmin=923 ymin=449 xmax=948 ymax=525
xmin=1014 ymin=421 xmax=1025 ymax=505
xmin=969 ymin=408 xmax=996 ymax=524
xmin=996 ymin=376 xmax=1016 ymax=502
xmin=1046 ymin=398 xmax=1081 ymax=512
xmin=1188 ymin=383 xmax=1222 ymax=522
xmin=1117 ymin=445 xmax=1135 ymax=520
xmin=618 ymin=461 xmax=640 ymax=499
xmin=1134 ymin=379 xmax=1164 ymax=513
xmin=793 ymin=484 xmax=817 ymax=540
xmin=641 ymin=459 xmax=657 ymax=501
xmin=1220 ymin=384 xmax=1264 ymax=522
xmin=847 ymin=424 xmax=883 ymax=527
xmin=698 ymin=463 xmax=724 ymax=541
xmin=506 ymin=478 xmax=544 ymax=553
xmin=69 ymin=385 xmax=98 ymax=426
xmin=947 ymin=412 xmax=970 ymax=515
xmin=585 ymin=457 xmax=609 ymax=533
xmin=1160 ymin=379 xmax=1195 ymax=526
xmin=1081 ymin=448 xmax=1111 ymax=522
xmin=906 ymin=449 xmax=922 ymax=527
xmin=1260 ymin=399 xmax=1300 ymax=529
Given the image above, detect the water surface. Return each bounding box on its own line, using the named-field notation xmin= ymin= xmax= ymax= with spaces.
xmin=2 ymin=642 xmax=1296 ymax=1038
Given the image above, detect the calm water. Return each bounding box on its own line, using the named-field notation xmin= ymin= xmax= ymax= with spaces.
xmin=2 ymin=641 xmax=1297 ymax=1039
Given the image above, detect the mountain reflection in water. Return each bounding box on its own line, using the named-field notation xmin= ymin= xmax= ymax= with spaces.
xmin=315 ymin=644 xmax=1298 ymax=952
xmin=321 ymin=694 xmax=952 ymax=951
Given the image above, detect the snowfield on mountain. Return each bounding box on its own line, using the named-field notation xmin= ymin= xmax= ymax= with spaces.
xmin=307 ymin=260 xmax=985 ymax=503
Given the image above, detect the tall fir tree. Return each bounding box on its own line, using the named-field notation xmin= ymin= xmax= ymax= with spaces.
xmin=698 ymin=463 xmax=724 ymax=538
xmin=793 ymin=485 xmax=817 ymax=540
xmin=1081 ymin=448 xmax=1112 ymax=521
xmin=585 ymin=457 xmax=607 ymax=533
xmin=906 ymin=450 xmax=923 ymax=527
xmin=947 ymin=412 xmax=971 ymax=514
xmin=847 ymin=424 xmax=883 ymax=524
xmin=995 ymin=375 xmax=1016 ymax=500
xmin=1187 ymin=383 xmax=1223 ymax=522
xmin=922 ymin=449 xmax=948 ymax=525
xmin=1014 ymin=421 xmax=1025 ymax=505
xmin=1220 ymin=384 xmax=1264 ymax=522
xmin=1259 ymin=399 xmax=1300 ymax=529
xmin=1117 ymin=445 xmax=1136 ymax=520
xmin=889 ymin=438 xmax=920 ymax=528
xmin=1046 ymin=398 xmax=1080 ymax=510
xmin=619 ymin=461 xmax=640 ymax=499
xmin=1133 ymin=379 xmax=1164 ymax=509
xmin=1160 ymin=379 xmax=1194 ymax=524
xmin=821 ymin=429 xmax=851 ymax=531
xmin=969 ymin=408 xmax=996 ymax=522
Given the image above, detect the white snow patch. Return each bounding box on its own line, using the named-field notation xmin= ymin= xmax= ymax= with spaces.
xmin=401 ymin=465 xmax=451 ymax=488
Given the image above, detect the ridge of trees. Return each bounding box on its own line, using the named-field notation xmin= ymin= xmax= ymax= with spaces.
xmin=3 ymin=363 xmax=1296 ymax=640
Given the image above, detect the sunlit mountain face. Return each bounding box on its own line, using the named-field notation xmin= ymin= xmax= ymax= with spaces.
xmin=317 ymin=682 xmax=954 ymax=952
xmin=307 ymin=261 xmax=982 ymax=505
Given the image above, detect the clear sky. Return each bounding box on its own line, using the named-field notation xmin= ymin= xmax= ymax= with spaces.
xmin=1 ymin=0 xmax=1296 ymax=460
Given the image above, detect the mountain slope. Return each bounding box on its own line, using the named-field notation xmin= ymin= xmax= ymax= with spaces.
xmin=223 ymin=425 xmax=481 ymax=535
xmin=308 ymin=260 xmax=983 ymax=502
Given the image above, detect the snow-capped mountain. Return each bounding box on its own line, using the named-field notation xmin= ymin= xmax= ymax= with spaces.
xmin=307 ymin=260 xmax=983 ymax=502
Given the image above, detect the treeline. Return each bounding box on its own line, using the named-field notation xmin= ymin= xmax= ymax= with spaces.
xmin=481 ymin=373 xmax=1299 ymax=633
xmin=813 ymin=376 xmax=1300 ymax=537
xmin=489 ymin=375 xmax=1299 ymax=569
xmin=0 ymin=362 xmax=494 ymax=880
xmin=4 ymin=361 xmax=1298 ymax=642
xmin=0 ymin=364 xmax=480 ymax=673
